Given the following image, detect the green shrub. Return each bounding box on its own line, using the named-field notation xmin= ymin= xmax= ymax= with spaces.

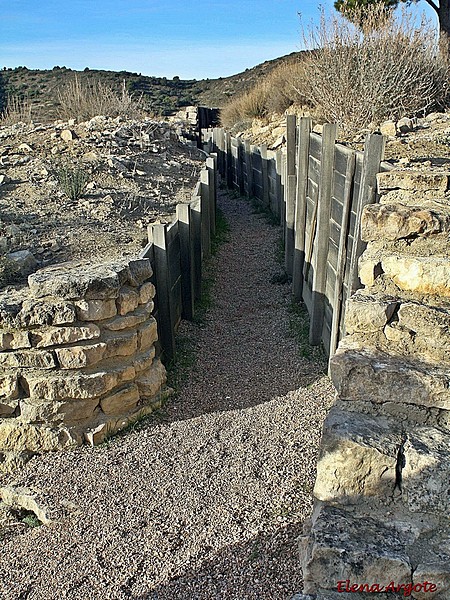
xmin=53 ymin=161 xmax=89 ymax=201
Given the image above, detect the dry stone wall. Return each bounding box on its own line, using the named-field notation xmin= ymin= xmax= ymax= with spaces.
xmin=297 ymin=169 xmax=450 ymax=600
xmin=0 ymin=257 xmax=168 ymax=473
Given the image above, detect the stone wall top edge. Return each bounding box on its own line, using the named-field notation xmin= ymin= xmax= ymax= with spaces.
xmin=0 ymin=257 xmax=153 ymax=323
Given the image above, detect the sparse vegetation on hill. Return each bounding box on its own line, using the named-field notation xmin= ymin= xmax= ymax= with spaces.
xmin=0 ymin=54 xmax=302 ymax=122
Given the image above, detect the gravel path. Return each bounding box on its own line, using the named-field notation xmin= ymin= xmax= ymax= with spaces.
xmin=0 ymin=190 xmax=335 ymax=600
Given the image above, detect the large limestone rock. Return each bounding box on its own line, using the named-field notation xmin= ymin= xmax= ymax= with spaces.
xmin=0 ymin=485 xmax=55 ymax=525
xmin=330 ymin=345 xmax=450 ymax=410
xmin=402 ymin=426 xmax=450 ymax=514
xmin=359 ymin=247 xmax=450 ymax=297
xmin=26 ymin=370 xmax=119 ymax=401
xmin=314 ymin=407 xmax=400 ymax=503
xmin=361 ymin=204 xmax=450 ymax=242
xmin=31 ymin=323 xmax=100 ymax=348
xmin=0 ymin=422 xmax=77 ymax=452
xmin=136 ymin=359 xmax=166 ymax=398
xmin=300 ymin=504 xmax=412 ymax=594
xmin=377 ymin=171 xmax=450 ymax=194
xmin=345 ymin=293 xmax=397 ymax=335
xmin=27 ymin=258 xmax=152 ymax=300
xmin=100 ymin=384 xmax=140 ymax=415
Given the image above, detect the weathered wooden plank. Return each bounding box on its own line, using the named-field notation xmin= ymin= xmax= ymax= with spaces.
xmin=309 ymin=133 xmax=322 ymax=161
xmin=200 ymin=168 xmax=211 ymax=259
xmin=225 ymin=131 xmax=233 ymax=188
xmin=261 ymin=144 xmax=270 ymax=208
xmin=190 ymin=196 xmax=202 ymax=301
xmin=244 ymin=139 xmax=253 ymax=197
xmin=327 ymin=238 xmax=339 ymax=270
xmin=206 ymin=156 xmax=216 ymax=237
xmin=308 ymin=156 xmax=321 ymax=184
xmin=148 ymin=223 xmax=176 ymax=362
xmin=286 ymin=114 xmax=297 ymax=177
xmin=252 ymin=167 xmax=263 ymax=181
xmin=309 ymin=123 xmax=337 ymax=346
xmin=176 ymin=203 xmax=195 ymax=320
xmin=303 ymin=281 xmax=313 ymax=315
xmin=334 ymin=144 xmax=353 ymax=175
xmin=349 ymin=134 xmax=385 ymax=294
xmin=285 ymin=174 xmax=296 ymax=276
xmin=293 ymin=116 xmax=312 ymax=301
xmin=275 ymin=149 xmax=283 ymax=221
xmin=329 ymin=151 xmax=356 ymax=360
xmin=330 ymin=196 xmax=344 ymax=225
xmin=252 ymin=151 xmax=262 ymax=171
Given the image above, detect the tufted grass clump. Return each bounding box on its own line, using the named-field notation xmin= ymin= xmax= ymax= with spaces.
xmin=54 ymin=161 xmax=89 ymax=201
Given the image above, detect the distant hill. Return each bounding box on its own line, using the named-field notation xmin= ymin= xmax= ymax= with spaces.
xmin=0 ymin=52 xmax=303 ymax=121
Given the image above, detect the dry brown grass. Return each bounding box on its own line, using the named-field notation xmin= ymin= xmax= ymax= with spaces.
xmin=297 ymin=5 xmax=449 ymax=134
xmin=221 ymin=6 xmax=448 ymax=134
xmin=220 ymin=82 xmax=269 ymax=128
xmin=0 ymin=96 xmax=33 ymax=125
xmin=57 ymin=75 xmax=144 ymax=121
xmin=220 ymin=60 xmax=312 ymax=128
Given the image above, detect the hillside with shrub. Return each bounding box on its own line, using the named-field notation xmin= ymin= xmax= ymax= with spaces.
xmin=221 ymin=6 xmax=450 ymax=137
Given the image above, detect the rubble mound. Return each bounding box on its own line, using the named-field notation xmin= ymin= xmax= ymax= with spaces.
xmin=0 ymin=115 xmax=205 ymax=286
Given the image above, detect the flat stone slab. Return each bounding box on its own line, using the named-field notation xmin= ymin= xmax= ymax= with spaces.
xmin=28 ymin=258 xmax=152 ymax=301
xmin=314 ymin=407 xmax=401 ymax=503
xmin=301 ymin=504 xmax=412 ymax=593
xmin=330 ymin=344 xmax=450 ymax=410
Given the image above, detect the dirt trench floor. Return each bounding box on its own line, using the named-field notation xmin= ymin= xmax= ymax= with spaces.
xmin=0 ymin=190 xmax=335 ymax=600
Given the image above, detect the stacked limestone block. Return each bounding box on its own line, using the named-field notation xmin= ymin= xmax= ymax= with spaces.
xmin=298 ymin=170 xmax=450 ymax=600
xmin=0 ymin=258 xmax=168 ymax=472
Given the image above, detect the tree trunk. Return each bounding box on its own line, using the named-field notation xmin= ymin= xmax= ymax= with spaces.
xmin=438 ymin=2 xmax=450 ymax=61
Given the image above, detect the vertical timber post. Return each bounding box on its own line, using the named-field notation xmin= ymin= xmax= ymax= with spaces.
xmin=285 ymin=114 xmax=297 ymax=277
xmin=349 ymin=134 xmax=385 ymax=294
xmin=261 ymin=144 xmax=269 ymax=209
xmin=147 ymin=223 xmax=176 ymax=362
xmin=176 ymin=203 xmax=195 ymax=321
xmin=309 ymin=123 xmax=337 ymax=346
xmin=292 ymin=116 xmax=312 ymax=301
xmin=200 ymin=168 xmax=211 ymax=259
xmin=190 ymin=195 xmax=202 ymax=301
xmin=206 ymin=156 xmax=217 ymax=237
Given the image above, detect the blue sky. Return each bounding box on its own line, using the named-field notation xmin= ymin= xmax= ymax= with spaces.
xmin=0 ymin=1 xmax=437 ymax=79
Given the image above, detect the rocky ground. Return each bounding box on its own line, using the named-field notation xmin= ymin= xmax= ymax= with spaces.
xmin=235 ymin=110 xmax=450 ymax=167
xmin=0 ymin=115 xmax=204 ymax=286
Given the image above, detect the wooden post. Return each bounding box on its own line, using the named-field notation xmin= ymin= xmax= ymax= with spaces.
xmin=235 ymin=138 xmax=244 ymax=195
xmin=349 ymin=134 xmax=385 ymax=295
xmin=285 ymin=114 xmax=297 ymax=277
xmin=309 ymin=123 xmax=337 ymax=346
xmin=261 ymin=144 xmax=269 ymax=208
xmin=206 ymin=156 xmax=216 ymax=236
xmin=292 ymin=117 xmax=312 ymax=301
xmin=280 ymin=151 xmax=287 ymax=236
xmin=148 ymin=223 xmax=175 ymax=362
xmin=285 ymin=175 xmax=296 ymax=276
xmin=274 ymin=149 xmax=282 ymax=221
xmin=225 ymin=131 xmax=233 ymax=189
xmin=244 ymin=139 xmax=253 ymax=197
xmin=212 ymin=128 xmax=218 ymax=154
xmin=329 ymin=152 xmax=356 ymax=361
xmin=200 ymin=169 xmax=211 ymax=259
xmin=190 ymin=196 xmax=202 ymax=301
xmin=176 ymin=203 xmax=195 ymax=321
